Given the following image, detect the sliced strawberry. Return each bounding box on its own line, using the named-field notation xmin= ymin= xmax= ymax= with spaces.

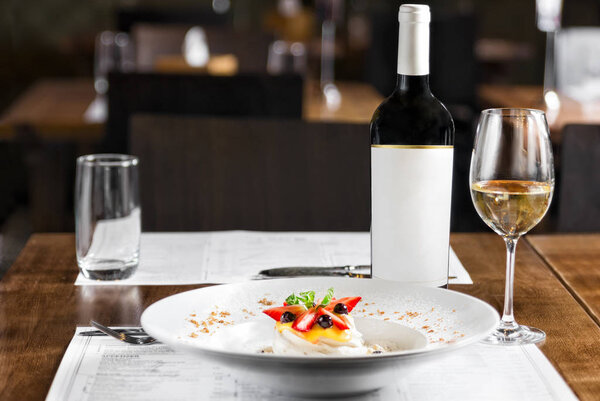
xmin=317 ymin=308 xmax=350 ymax=330
xmin=262 ymin=305 xmax=306 ymax=322
xmin=292 ymin=308 xmax=319 ymax=332
xmin=325 ymin=296 xmax=362 ymax=313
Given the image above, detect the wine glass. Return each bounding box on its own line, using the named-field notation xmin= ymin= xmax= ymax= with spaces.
xmin=470 ymin=108 xmax=554 ymax=345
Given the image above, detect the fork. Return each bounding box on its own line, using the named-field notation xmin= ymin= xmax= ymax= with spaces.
xmin=79 ymin=328 xmax=148 ymax=336
xmin=90 ymin=321 xmax=157 ymax=345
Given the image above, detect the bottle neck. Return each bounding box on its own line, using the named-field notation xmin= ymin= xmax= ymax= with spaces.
xmin=397 ymin=16 xmax=429 ymax=76
xmin=395 ymin=74 xmax=431 ymax=96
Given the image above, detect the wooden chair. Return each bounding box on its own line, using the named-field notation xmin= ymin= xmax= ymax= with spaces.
xmin=129 ymin=115 xmax=370 ymax=231
xmin=557 ymin=124 xmax=600 ymax=232
xmin=106 ymin=72 xmax=303 ymax=152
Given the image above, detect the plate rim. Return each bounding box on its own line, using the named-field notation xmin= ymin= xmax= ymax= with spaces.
xmin=141 ymin=277 xmax=500 ymax=362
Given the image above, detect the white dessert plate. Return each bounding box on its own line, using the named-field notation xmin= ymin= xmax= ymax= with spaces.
xmin=141 ymin=277 xmax=498 ymax=397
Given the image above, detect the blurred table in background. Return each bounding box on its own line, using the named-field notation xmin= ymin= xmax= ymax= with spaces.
xmin=478 ymin=85 xmax=600 ymax=144
xmin=303 ymin=80 xmax=382 ymax=124
xmin=0 ymin=79 xmax=104 ymax=142
xmin=0 ymin=78 xmax=382 ymax=143
xmin=154 ymin=54 xmax=239 ymax=75
xmin=8 ymin=81 xmax=600 ymax=144
xmin=0 ymin=79 xmax=103 ymax=231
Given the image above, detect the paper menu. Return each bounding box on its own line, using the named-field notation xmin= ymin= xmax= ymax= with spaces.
xmin=47 ymin=328 xmax=577 ymax=401
xmin=75 ymin=231 xmax=473 ymax=286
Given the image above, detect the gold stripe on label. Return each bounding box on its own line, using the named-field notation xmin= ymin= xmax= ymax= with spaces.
xmin=371 ymin=144 xmax=454 ymax=149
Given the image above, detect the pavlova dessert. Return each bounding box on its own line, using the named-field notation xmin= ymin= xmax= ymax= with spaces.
xmin=263 ymin=288 xmax=381 ymax=356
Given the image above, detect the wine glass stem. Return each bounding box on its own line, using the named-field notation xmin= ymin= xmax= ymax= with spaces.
xmin=501 ymin=237 xmax=519 ymax=330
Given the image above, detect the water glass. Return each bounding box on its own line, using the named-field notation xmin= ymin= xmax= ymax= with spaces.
xmin=75 ymin=154 xmax=141 ymax=280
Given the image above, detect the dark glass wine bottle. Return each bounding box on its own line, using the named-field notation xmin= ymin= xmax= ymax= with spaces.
xmin=370 ymin=4 xmax=454 ymax=287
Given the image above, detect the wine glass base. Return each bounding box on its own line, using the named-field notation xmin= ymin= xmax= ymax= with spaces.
xmin=481 ymin=324 xmax=546 ymax=346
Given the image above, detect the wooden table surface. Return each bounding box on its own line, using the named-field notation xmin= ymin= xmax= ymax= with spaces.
xmin=0 ymin=79 xmax=105 ymax=142
xmin=303 ymin=80 xmax=382 ymax=124
xmin=528 ymin=234 xmax=600 ymax=327
xmin=1 ymin=233 xmax=600 ymax=400
xmin=6 ymin=80 xmax=600 ymax=144
xmin=478 ymin=84 xmax=600 ymax=143
xmin=0 ymin=78 xmax=382 ymax=142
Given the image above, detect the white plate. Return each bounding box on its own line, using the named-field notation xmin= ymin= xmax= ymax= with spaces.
xmin=141 ymin=277 xmax=498 ymax=396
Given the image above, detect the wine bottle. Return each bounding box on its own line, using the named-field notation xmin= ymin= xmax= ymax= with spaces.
xmin=370 ymin=4 xmax=454 ymax=287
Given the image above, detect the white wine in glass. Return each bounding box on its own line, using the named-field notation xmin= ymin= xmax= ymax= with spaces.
xmin=471 ymin=180 xmax=553 ymax=238
xmin=470 ymin=109 xmax=554 ymax=345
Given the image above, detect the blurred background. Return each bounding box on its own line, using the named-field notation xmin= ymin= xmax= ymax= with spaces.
xmin=1 ymin=0 xmax=599 ymax=274
xmin=3 ymin=0 xmax=600 ymax=109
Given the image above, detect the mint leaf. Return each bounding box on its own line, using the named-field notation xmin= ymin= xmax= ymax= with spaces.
xmin=299 ymin=290 xmax=315 ymax=309
xmin=285 ymin=293 xmax=300 ymax=305
xmin=286 ymin=289 xmax=333 ymax=309
xmin=285 ymin=290 xmax=314 ymax=308
xmin=320 ymin=287 xmax=334 ymax=307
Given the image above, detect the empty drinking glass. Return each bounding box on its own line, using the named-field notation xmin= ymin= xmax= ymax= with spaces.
xmin=75 ymin=154 xmax=141 ymax=280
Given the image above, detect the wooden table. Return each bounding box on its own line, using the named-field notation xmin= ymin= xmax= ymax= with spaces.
xmin=0 ymin=78 xmax=382 ymax=142
xmin=1 ymin=233 xmax=599 ymax=400
xmin=478 ymin=84 xmax=600 ymax=143
xmin=528 ymin=234 xmax=600 ymax=327
xmin=0 ymin=79 xmax=105 ymax=142
xmin=303 ymin=80 xmax=382 ymax=124
xmin=8 ymin=81 xmax=600 ymax=144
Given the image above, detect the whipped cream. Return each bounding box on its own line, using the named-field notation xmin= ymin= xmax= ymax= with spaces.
xmin=272 ymin=315 xmax=371 ymax=356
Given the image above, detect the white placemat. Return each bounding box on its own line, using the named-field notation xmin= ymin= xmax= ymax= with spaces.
xmin=47 ymin=327 xmax=577 ymax=401
xmin=75 ymin=231 xmax=473 ymax=286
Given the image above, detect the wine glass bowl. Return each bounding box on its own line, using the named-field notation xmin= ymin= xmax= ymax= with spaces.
xmin=470 ymin=108 xmax=554 ymax=345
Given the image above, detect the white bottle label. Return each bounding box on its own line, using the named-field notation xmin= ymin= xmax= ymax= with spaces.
xmin=371 ymin=146 xmax=453 ymax=287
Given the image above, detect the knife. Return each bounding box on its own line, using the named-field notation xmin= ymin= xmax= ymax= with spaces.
xmin=257 ymin=266 xmax=458 ymax=281
xmin=257 ymin=265 xmax=372 ymax=278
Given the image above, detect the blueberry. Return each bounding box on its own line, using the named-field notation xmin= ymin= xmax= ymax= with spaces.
xmin=333 ymin=303 xmax=348 ymax=314
xmin=280 ymin=311 xmax=296 ymax=323
xmin=317 ymin=315 xmax=333 ymax=328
